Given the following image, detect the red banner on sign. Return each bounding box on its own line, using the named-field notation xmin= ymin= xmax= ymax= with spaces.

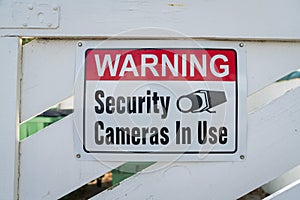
xmin=85 ymin=49 xmax=236 ymax=81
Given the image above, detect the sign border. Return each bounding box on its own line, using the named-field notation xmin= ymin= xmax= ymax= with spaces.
xmin=82 ymin=48 xmax=238 ymax=155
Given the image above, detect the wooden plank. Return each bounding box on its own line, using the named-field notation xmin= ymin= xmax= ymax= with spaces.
xmin=21 ymin=40 xmax=76 ymax=122
xmin=0 ymin=0 xmax=300 ymax=40
xmin=248 ymin=79 xmax=300 ymax=112
xmin=91 ymin=86 xmax=300 ymax=200
xmin=0 ymin=37 xmax=21 ymax=200
xmin=262 ymin=162 xmax=300 ymax=195
xmin=19 ymin=114 xmax=124 ymax=199
xmin=264 ymin=180 xmax=300 ymax=200
xmin=21 ymin=40 xmax=300 ymax=122
xmin=247 ymin=42 xmax=300 ymax=94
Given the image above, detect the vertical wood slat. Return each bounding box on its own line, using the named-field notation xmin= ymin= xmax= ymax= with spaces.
xmin=0 ymin=37 xmax=21 ymax=200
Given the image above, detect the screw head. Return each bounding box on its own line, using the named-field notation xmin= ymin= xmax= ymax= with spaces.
xmin=78 ymin=42 xmax=83 ymax=47
xmin=28 ymin=5 xmax=33 ymax=10
xmin=239 ymin=43 xmax=245 ymax=47
xmin=76 ymin=154 xmax=81 ymax=158
xmin=53 ymin=6 xmax=58 ymax=11
xmin=240 ymin=155 xmax=245 ymax=160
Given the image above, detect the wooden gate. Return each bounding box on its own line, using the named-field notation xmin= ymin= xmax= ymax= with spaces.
xmin=1 ymin=1 xmax=300 ymax=199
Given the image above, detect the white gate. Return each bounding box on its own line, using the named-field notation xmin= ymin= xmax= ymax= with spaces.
xmin=1 ymin=1 xmax=300 ymax=199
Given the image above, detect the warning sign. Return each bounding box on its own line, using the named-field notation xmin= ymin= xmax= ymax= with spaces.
xmin=75 ymin=41 xmax=247 ymax=161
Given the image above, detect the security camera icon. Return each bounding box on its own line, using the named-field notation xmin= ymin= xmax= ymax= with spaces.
xmin=176 ymin=90 xmax=227 ymax=113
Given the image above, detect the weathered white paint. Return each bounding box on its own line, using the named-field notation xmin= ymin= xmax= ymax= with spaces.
xmin=21 ymin=40 xmax=76 ymax=122
xmin=0 ymin=0 xmax=300 ymax=40
xmin=19 ymin=115 xmax=124 ymax=199
xmin=91 ymin=86 xmax=300 ymax=200
xmin=0 ymin=1 xmax=59 ymax=29
xmin=0 ymin=37 xmax=21 ymax=200
xmin=246 ymin=42 xmax=300 ymax=94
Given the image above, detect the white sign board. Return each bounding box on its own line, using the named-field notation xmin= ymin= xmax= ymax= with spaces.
xmin=74 ymin=40 xmax=247 ymax=161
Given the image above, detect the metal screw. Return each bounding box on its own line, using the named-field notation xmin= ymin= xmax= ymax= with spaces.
xmin=22 ymin=23 xmax=28 ymax=27
xmin=240 ymin=155 xmax=245 ymax=160
xmin=239 ymin=43 xmax=245 ymax=47
xmin=78 ymin=42 xmax=83 ymax=47
xmin=53 ymin=6 xmax=58 ymax=11
xmin=28 ymin=5 xmax=33 ymax=10
xmin=47 ymin=23 xmax=52 ymax=28
xmin=76 ymin=154 xmax=81 ymax=158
